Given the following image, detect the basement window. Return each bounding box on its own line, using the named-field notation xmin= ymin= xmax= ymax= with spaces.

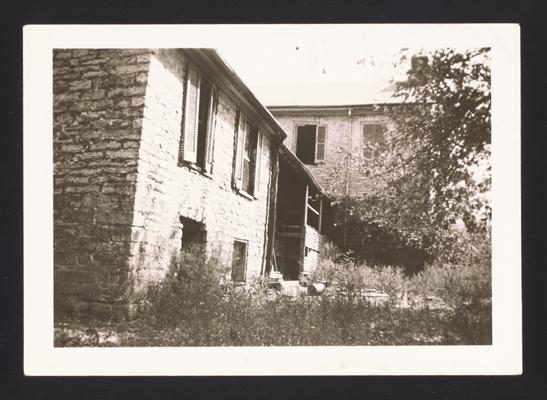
xmin=231 ymin=240 xmax=248 ymax=283
xmin=296 ymin=124 xmax=326 ymax=164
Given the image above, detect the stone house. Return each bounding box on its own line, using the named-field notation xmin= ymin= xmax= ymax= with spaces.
xmin=269 ymin=105 xmax=426 ymax=271
xmin=53 ymin=48 xmax=336 ymax=317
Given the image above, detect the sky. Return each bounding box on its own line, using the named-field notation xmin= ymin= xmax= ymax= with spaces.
xmin=216 ymin=33 xmax=408 ymax=106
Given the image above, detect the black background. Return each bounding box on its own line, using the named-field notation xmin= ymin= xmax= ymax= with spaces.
xmin=2 ymin=0 xmax=546 ymax=398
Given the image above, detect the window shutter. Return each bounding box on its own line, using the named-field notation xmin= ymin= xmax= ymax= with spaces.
xmin=234 ymin=111 xmax=245 ymax=189
xmin=204 ymin=87 xmax=218 ymax=174
xmin=183 ymin=66 xmax=200 ymax=163
xmin=253 ymin=132 xmax=262 ymax=196
xmin=315 ymin=125 xmax=326 ymax=162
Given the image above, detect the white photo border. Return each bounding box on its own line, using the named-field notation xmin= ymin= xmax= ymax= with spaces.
xmin=23 ymin=24 xmax=521 ymax=376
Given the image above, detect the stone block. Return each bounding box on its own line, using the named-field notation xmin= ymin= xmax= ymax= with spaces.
xmin=105 ymin=148 xmax=137 ymax=160
xmin=107 ymin=86 xmax=147 ymax=99
xmin=116 ymin=63 xmax=149 ymax=75
xmin=81 ymin=89 xmax=106 ymax=101
xmin=69 ymin=80 xmax=92 ymax=91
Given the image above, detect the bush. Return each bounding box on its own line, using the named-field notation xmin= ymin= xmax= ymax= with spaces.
xmin=57 ymin=243 xmax=491 ymax=346
xmin=311 ymin=259 xmax=407 ymax=299
xmin=409 ymin=261 xmax=492 ymax=344
xmin=140 ymin=244 xmax=229 ymax=330
xmin=311 ymin=250 xmax=491 ymax=344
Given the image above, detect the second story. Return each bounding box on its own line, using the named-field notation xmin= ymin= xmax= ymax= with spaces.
xmin=268 ymin=104 xmax=392 ymax=196
xmin=268 ymin=104 xmax=396 ymax=194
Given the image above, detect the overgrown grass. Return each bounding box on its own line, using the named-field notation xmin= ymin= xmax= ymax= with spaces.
xmin=55 ymin=244 xmax=491 ymax=347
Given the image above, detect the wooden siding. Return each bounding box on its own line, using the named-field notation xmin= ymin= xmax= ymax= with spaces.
xmin=303 ymin=225 xmax=327 ymax=275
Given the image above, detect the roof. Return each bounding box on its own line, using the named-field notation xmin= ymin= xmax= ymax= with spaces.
xmin=182 ymin=49 xmax=287 ymax=142
xmin=279 ymin=145 xmax=331 ymax=199
xmin=267 ymin=103 xmax=399 ymax=117
xmin=251 ymin=81 xmax=401 ymax=108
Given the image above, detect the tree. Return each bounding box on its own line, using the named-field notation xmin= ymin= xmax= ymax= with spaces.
xmin=327 ymin=48 xmax=492 ymax=263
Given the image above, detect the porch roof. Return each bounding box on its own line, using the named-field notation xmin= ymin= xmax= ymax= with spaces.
xmin=279 ymin=145 xmax=331 ymax=200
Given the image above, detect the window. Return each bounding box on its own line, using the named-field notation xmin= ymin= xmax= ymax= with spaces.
xmin=296 ymin=124 xmax=326 ymax=164
xmin=180 ymin=64 xmax=218 ymax=172
xmin=231 ymin=240 xmax=248 ymax=282
xmin=362 ymin=123 xmax=385 ymax=158
xmin=233 ymin=111 xmax=262 ymax=196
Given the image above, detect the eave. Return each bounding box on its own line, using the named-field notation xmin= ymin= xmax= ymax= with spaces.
xmin=268 ymin=103 xmax=402 ymax=117
xmin=181 ymin=49 xmax=287 ymax=143
xmin=279 ymin=145 xmax=331 ymax=200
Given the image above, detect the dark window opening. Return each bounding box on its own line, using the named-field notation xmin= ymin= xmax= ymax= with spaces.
xmin=296 ymin=124 xmax=326 ymax=164
xmin=179 ymin=216 xmax=206 ymax=250
xmin=296 ymin=125 xmax=317 ymax=164
xmin=231 ymin=240 xmax=247 ymax=282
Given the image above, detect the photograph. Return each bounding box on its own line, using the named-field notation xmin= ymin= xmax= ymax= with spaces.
xmin=23 ymin=24 xmax=521 ymax=375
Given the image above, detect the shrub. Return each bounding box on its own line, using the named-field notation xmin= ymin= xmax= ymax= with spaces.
xmin=409 ymin=261 xmax=492 ymax=344
xmin=55 ymin=242 xmax=491 ymax=346
xmin=140 ymin=244 xmax=229 ymax=330
xmin=310 ymin=250 xmax=491 ymax=344
xmin=311 ymin=259 xmax=407 ymax=299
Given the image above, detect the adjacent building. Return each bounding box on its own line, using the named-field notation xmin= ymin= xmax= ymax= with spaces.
xmin=269 ymin=104 xmax=426 ymax=270
xmin=268 ymin=104 xmax=391 ymax=197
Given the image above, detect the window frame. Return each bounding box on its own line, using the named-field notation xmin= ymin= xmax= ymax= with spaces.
xmin=179 ymin=63 xmax=218 ymax=174
xmin=231 ymin=239 xmax=248 ymax=283
xmin=295 ymin=123 xmax=327 ymax=165
xmin=233 ymin=111 xmax=261 ymax=198
xmin=361 ymin=121 xmax=386 ymax=159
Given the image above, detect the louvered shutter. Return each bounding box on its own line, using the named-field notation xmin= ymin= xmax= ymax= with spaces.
xmin=234 ymin=111 xmax=245 ymax=189
xmin=183 ymin=66 xmax=200 ymax=163
xmin=315 ymin=125 xmax=326 ymax=162
xmin=204 ymin=87 xmax=218 ymax=174
xmin=253 ymin=132 xmax=262 ymax=196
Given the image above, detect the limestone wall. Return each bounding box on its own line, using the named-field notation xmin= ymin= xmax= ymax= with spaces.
xmin=53 ymin=49 xmax=152 ymax=317
xmin=53 ymin=47 xmax=279 ymax=318
xmin=128 ymin=49 xmax=275 ymax=292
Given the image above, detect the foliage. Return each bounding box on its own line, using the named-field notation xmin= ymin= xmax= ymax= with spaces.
xmin=311 ymin=258 xmax=407 ymax=299
xmin=55 ymin=246 xmax=491 ymax=347
xmin=140 ymin=243 xmax=229 ymax=330
xmin=410 ymin=260 xmax=492 ymax=344
xmin=325 ymin=48 xmax=492 ymax=261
